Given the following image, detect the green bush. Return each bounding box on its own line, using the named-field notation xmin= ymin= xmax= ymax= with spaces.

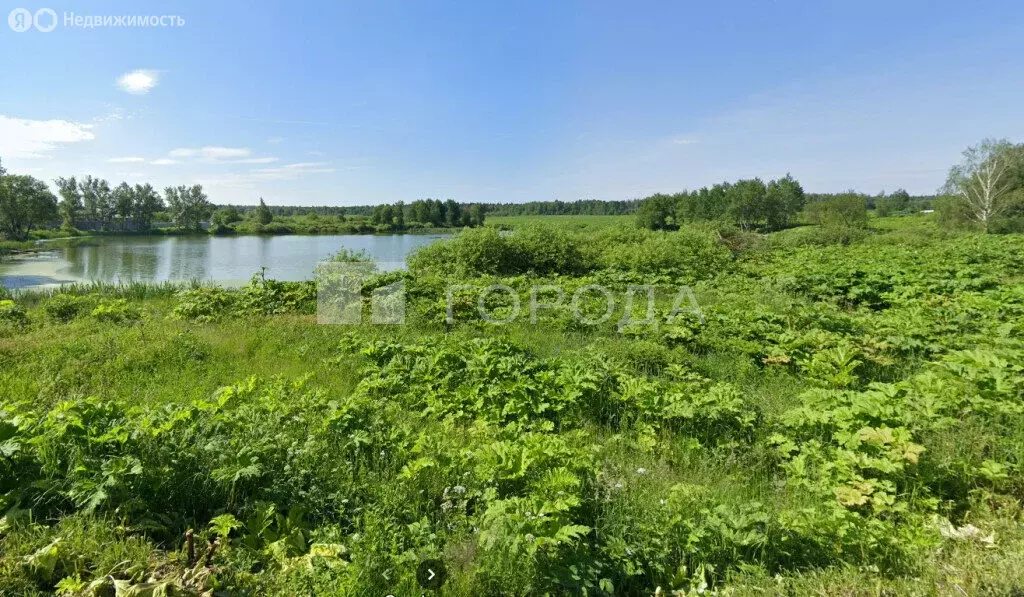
xmin=991 ymin=215 xmax=1024 ymax=234
xmin=172 ymin=286 xmax=239 ymax=322
xmin=0 ymin=299 xmax=27 ymax=327
xmin=771 ymin=225 xmax=871 ymax=248
xmin=42 ymin=294 xmax=95 ymax=322
xmin=173 ymin=274 xmax=316 ymax=322
xmin=804 ymin=195 xmax=869 ymax=228
xmin=600 ymin=227 xmax=732 ymax=281
xmin=409 ymin=227 xmax=513 ymax=276
xmin=411 ymin=224 xmax=731 ymax=282
xmin=506 ymin=224 xmax=592 ymax=275
xmin=328 ymin=247 xmax=372 ymax=263
xmin=90 ymin=299 xmax=142 ymax=323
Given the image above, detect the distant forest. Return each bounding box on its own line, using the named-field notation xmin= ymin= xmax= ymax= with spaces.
xmin=216 ymin=191 xmax=937 ymax=224
xmin=224 ymin=199 xmax=644 ymax=218
xmin=220 ymin=194 xmax=935 ymax=219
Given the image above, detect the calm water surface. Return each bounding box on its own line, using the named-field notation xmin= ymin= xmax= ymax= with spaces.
xmin=0 ymin=234 xmax=447 ymax=290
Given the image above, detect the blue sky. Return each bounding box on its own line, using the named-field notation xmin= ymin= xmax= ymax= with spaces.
xmin=2 ymin=0 xmax=1023 ymax=205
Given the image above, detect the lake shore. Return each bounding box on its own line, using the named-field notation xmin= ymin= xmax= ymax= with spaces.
xmin=0 ymin=232 xmax=448 ymax=291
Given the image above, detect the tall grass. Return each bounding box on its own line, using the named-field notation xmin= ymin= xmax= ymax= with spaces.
xmin=13 ymin=279 xmax=205 ymax=304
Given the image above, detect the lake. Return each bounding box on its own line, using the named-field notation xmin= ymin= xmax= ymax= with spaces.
xmin=0 ymin=234 xmax=448 ymax=291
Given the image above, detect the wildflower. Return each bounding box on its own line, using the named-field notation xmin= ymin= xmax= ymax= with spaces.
xmin=659 ymin=499 xmax=666 ymax=506
xmin=452 ymin=485 xmax=467 ymax=494
xmin=636 ymin=467 xmax=647 ymax=474
xmin=614 ymin=482 xmax=623 ymax=489
xmin=525 ymin=534 xmax=535 ymax=542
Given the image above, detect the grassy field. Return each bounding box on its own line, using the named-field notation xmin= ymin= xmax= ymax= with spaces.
xmin=2 ymin=216 xmax=1024 ymax=595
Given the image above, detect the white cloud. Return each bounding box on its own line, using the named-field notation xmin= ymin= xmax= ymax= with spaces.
xmin=169 ymin=146 xmax=252 ymax=160
xmin=116 ymin=69 xmax=160 ymax=95
xmin=232 ymin=157 xmax=279 ymax=164
xmin=150 ymin=158 xmax=178 ymax=165
xmin=202 ymin=161 xmax=337 ymax=188
xmin=251 ymin=162 xmax=336 ymax=180
xmin=93 ymin=106 xmax=136 ymax=124
xmin=670 ymin=137 xmax=697 ymax=145
xmin=108 ymin=156 xmax=146 ymax=163
xmin=165 ymin=146 xmax=278 ymax=164
xmin=0 ymin=115 xmax=95 ymax=158
xmin=267 ymin=137 xmax=284 ymax=144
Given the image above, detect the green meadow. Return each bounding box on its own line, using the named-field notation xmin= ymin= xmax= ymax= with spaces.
xmin=3 ymin=211 xmax=1024 ymax=595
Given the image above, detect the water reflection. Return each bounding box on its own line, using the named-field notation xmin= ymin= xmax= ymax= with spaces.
xmin=0 ymin=233 xmax=446 ymax=290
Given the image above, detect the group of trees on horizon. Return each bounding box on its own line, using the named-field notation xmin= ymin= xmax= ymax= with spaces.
xmin=4 ymin=138 xmax=1024 ymax=241
xmin=0 ymin=159 xmax=217 ymax=240
xmin=483 ymin=199 xmax=642 ymax=217
xmin=631 ymin=139 xmax=1024 ymax=234
xmin=636 ymin=174 xmax=807 ymax=232
xmin=52 ymin=176 xmax=167 ymax=232
xmin=369 ymin=199 xmax=485 ymax=230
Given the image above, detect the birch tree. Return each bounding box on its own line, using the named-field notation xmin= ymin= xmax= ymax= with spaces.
xmin=54 ymin=176 xmax=81 ymax=227
xmin=165 ymin=184 xmax=211 ymax=230
xmin=942 ymin=139 xmax=1024 ymax=232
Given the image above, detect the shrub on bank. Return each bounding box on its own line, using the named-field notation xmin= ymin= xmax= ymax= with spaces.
xmin=43 ymin=294 xmax=96 ymax=322
xmin=598 ymin=226 xmax=733 ymax=281
xmin=0 ymin=299 xmax=27 ymax=327
xmin=410 ymin=223 xmax=731 ymax=281
xmin=172 ymin=273 xmax=316 ymax=322
xmin=90 ymin=299 xmax=142 ymax=323
xmin=409 ymin=227 xmax=514 ymax=276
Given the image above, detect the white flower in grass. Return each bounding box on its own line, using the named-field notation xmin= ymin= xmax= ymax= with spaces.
xmin=636 ymin=467 xmax=647 ymax=474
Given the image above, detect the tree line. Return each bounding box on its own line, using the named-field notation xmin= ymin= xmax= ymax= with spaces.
xmin=7 ymin=137 xmax=1020 ymax=241
xmin=633 ymin=138 xmax=1024 ymax=235
xmin=482 ymin=199 xmax=641 ymax=217
xmin=221 ymin=199 xmax=639 ymax=219
xmin=52 ymin=176 xmax=165 ymax=231
xmin=0 ymin=160 xmax=217 ymax=240
xmin=805 ymin=190 xmax=934 ymax=215
xmin=633 ymin=178 xmax=937 ymax=233
xmin=369 ymin=199 xmax=486 ymax=230
xmin=636 ymin=174 xmax=806 ymax=231
xmin=52 ymin=176 xmax=211 ymax=233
